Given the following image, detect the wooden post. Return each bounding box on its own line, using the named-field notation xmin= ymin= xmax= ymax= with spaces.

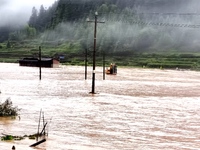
xmin=85 ymin=48 xmax=88 ymax=80
xmin=103 ymin=51 xmax=105 ymax=80
xmin=40 ymin=122 xmax=48 ymax=135
xmin=37 ymin=109 xmax=42 ymax=141
xmin=30 ymin=139 xmax=46 ymax=147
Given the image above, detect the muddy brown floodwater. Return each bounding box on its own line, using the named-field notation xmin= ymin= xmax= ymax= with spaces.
xmin=1 ymin=63 xmax=200 ymax=150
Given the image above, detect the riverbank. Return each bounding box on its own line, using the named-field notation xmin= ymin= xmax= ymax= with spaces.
xmin=1 ymin=48 xmax=200 ymax=70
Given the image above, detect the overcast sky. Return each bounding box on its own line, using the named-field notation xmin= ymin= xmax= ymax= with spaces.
xmin=0 ymin=0 xmax=56 ymax=27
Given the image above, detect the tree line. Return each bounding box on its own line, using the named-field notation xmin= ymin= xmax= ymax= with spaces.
xmin=28 ymin=0 xmax=200 ymax=54
xmin=1 ymin=0 xmax=200 ymax=55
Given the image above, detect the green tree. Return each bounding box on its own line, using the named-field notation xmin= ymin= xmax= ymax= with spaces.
xmin=6 ymin=40 xmax=11 ymax=49
xmin=25 ymin=25 xmax=37 ymax=38
xmin=98 ymin=4 xmax=109 ymax=14
xmin=29 ymin=7 xmax=38 ymax=28
xmin=37 ymin=5 xmax=48 ymax=31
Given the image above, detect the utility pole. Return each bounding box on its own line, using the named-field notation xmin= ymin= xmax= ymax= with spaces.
xmin=85 ymin=48 xmax=88 ymax=80
xmin=87 ymin=12 xmax=105 ymax=94
xmin=39 ymin=46 xmax=42 ymax=80
xmin=103 ymin=51 xmax=105 ymax=80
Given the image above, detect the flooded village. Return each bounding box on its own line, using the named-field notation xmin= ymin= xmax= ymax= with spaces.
xmin=1 ymin=0 xmax=200 ymax=149
xmin=1 ymin=63 xmax=200 ymax=149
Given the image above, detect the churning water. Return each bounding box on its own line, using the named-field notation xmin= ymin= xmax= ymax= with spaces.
xmin=1 ymin=63 xmax=200 ymax=150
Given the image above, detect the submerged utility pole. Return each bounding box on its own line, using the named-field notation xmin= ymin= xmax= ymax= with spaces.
xmin=85 ymin=48 xmax=88 ymax=80
xmin=103 ymin=51 xmax=105 ymax=80
xmin=87 ymin=12 xmax=105 ymax=94
xmin=39 ymin=46 xmax=42 ymax=80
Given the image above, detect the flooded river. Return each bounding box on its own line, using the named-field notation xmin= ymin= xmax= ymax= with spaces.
xmin=1 ymin=63 xmax=200 ymax=150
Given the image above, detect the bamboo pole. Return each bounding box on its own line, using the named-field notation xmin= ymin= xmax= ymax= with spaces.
xmin=37 ymin=109 xmax=42 ymax=141
xmin=30 ymin=139 xmax=46 ymax=147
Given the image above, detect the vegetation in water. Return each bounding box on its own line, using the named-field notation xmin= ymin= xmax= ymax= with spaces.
xmin=1 ymin=135 xmax=24 ymax=141
xmin=0 ymin=98 xmax=20 ymax=117
xmin=1 ymin=134 xmax=41 ymax=141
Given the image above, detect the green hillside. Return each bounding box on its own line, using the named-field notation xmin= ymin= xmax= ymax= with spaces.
xmin=1 ymin=0 xmax=200 ymax=70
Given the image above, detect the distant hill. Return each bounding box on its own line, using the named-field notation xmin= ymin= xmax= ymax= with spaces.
xmin=1 ymin=0 xmax=200 ymax=54
xmin=29 ymin=0 xmax=198 ymax=31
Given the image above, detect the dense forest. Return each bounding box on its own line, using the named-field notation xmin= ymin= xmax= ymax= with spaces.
xmin=24 ymin=0 xmax=200 ymax=52
xmin=29 ymin=0 xmax=200 ymax=54
xmin=1 ymin=0 xmax=200 ymax=60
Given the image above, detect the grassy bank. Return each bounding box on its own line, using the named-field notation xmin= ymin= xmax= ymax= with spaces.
xmin=1 ymin=41 xmax=200 ymax=70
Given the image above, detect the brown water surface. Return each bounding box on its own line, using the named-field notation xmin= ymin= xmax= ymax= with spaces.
xmin=1 ymin=63 xmax=200 ymax=150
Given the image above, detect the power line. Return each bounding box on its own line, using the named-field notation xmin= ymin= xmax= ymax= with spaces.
xmin=96 ymin=11 xmax=200 ymax=28
xmin=120 ymin=20 xmax=200 ymax=29
xmin=135 ymin=13 xmax=200 ymax=16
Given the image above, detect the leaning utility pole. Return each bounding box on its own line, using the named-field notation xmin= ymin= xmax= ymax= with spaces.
xmin=87 ymin=12 xmax=105 ymax=94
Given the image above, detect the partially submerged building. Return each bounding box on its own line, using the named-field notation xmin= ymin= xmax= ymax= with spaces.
xmin=19 ymin=57 xmax=59 ymax=68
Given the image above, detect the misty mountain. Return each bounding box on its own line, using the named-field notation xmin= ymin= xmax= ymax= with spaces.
xmin=2 ymin=0 xmax=200 ymax=53
xmin=27 ymin=0 xmax=200 ymax=31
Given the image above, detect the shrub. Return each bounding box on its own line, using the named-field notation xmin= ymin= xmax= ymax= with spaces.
xmin=0 ymin=98 xmax=20 ymax=117
xmin=1 ymin=135 xmax=13 ymax=141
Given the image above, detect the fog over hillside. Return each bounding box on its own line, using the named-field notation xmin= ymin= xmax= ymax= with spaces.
xmin=133 ymin=0 xmax=200 ymax=51
xmin=40 ymin=0 xmax=200 ymax=52
xmin=0 ymin=0 xmax=55 ymax=27
xmin=1 ymin=0 xmax=200 ymax=52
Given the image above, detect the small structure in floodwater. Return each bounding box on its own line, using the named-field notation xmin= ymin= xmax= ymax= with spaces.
xmin=19 ymin=57 xmax=59 ymax=68
xmin=106 ymin=63 xmax=117 ymax=75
